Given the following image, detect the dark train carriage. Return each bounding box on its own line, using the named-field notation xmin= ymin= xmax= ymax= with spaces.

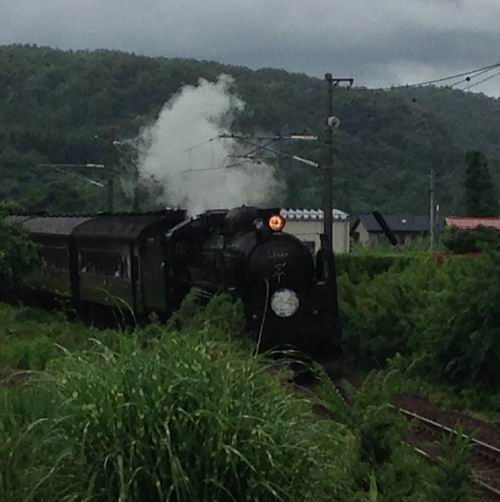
xmin=7 ymin=215 xmax=92 ymax=298
xmin=72 ymin=211 xmax=185 ymax=319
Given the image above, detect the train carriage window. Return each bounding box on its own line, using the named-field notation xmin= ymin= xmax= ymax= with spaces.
xmin=79 ymin=249 xmax=129 ymax=278
xmin=39 ymin=246 xmax=69 ymax=271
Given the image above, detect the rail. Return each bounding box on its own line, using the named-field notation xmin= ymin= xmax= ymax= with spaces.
xmin=399 ymin=406 xmax=500 ymax=499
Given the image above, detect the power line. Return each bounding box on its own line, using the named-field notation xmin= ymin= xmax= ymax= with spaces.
xmin=385 ymin=62 xmax=500 ymax=89
xmin=181 ymin=137 xmax=216 ymax=153
xmin=460 ymin=69 xmax=500 ymax=91
xmin=357 ymin=62 xmax=500 ymax=92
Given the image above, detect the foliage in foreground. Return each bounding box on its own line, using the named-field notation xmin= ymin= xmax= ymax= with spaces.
xmin=0 ymin=297 xmax=357 ymax=502
xmin=0 ymin=294 xmax=476 ymax=501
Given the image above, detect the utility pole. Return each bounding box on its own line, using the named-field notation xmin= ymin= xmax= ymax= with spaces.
xmin=133 ymin=165 xmax=140 ymax=212
xmin=430 ymin=165 xmax=435 ymax=251
xmin=323 ymin=73 xmax=353 ymax=250
xmin=111 ymin=138 xmax=140 ymax=212
xmin=107 ymin=176 xmax=115 ymax=213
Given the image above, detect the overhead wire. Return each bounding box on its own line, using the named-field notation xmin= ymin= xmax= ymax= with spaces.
xmin=381 ymin=62 xmax=500 ymax=90
xmin=460 ymin=69 xmax=500 ymax=91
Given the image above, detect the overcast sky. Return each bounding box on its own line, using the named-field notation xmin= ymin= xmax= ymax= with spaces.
xmin=3 ymin=0 xmax=500 ymax=96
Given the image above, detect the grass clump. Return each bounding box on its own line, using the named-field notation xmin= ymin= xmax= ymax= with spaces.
xmin=1 ymin=296 xmax=357 ymax=501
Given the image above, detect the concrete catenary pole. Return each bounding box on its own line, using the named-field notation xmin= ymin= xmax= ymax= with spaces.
xmin=430 ymin=165 xmax=435 ymax=250
xmin=324 ymin=73 xmax=334 ymax=250
xmin=323 ymin=73 xmax=353 ymax=251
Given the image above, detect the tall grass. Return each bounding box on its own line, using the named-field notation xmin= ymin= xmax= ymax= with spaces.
xmin=1 ymin=298 xmax=357 ymax=501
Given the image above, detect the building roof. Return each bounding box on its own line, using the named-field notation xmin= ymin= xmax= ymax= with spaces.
xmin=356 ymin=213 xmax=430 ymax=233
xmin=280 ymin=208 xmax=349 ymax=221
xmin=445 ymin=216 xmax=500 ymax=230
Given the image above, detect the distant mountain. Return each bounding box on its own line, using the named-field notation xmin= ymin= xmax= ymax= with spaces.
xmin=1 ymin=44 xmax=499 ymax=214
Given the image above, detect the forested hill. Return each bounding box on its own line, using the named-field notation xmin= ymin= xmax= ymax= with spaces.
xmin=1 ymin=44 xmax=500 ymax=215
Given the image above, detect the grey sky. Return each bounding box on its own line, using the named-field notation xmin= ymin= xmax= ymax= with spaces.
xmin=3 ymin=0 xmax=500 ymax=96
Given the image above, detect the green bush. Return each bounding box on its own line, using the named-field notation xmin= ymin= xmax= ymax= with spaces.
xmin=338 ymin=255 xmax=437 ymax=366
xmin=338 ymin=250 xmax=500 ymax=405
xmin=422 ymin=253 xmax=500 ymax=390
xmin=442 ymin=225 xmax=500 ymax=253
xmin=0 ymin=211 xmax=38 ymax=291
xmin=335 ymin=253 xmax=413 ymax=285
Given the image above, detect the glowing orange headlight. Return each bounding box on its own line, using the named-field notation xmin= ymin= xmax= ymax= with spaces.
xmin=268 ymin=214 xmax=286 ymax=232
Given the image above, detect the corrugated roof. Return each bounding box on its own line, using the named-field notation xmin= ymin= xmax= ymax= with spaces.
xmin=445 ymin=216 xmax=500 ymax=230
xmin=280 ymin=208 xmax=349 ymax=221
xmin=357 ymin=214 xmax=430 ymax=233
xmin=72 ymin=210 xmax=186 ymax=241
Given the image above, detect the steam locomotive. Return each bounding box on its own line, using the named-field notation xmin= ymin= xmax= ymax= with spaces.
xmin=7 ymin=206 xmax=339 ymax=351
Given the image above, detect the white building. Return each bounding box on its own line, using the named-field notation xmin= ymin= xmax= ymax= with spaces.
xmin=280 ymin=208 xmax=350 ymax=254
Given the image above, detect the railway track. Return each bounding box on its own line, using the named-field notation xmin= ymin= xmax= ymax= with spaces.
xmin=288 ymin=360 xmax=500 ymax=499
xmin=398 ymin=405 xmax=500 ymax=500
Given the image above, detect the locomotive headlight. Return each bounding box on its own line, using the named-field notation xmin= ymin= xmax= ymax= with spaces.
xmin=270 ymin=289 xmax=299 ymax=317
xmin=268 ymin=214 xmax=285 ymax=232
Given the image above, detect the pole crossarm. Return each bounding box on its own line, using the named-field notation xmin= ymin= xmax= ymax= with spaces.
xmin=325 ymin=75 xmax=354 ymax=88
xmin=222 ymin=136 xmax=320 ymax=169
xmin=219 ymin=133 xmax=319 ymax=142
xmin=37 ymin=163 xmax=105 ymax=169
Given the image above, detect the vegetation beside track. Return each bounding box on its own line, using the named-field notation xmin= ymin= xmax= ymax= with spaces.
xmin=337 ymin=250 xmax=500 ymax=415
xmin=0 ymin=295 xmax=476 ymax=501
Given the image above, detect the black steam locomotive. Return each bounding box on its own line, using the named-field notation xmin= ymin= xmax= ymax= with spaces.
xmin=7 ymin=206 xmax=339 ymax=350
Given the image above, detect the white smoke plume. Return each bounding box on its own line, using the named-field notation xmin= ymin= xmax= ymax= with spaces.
xmin=138 ymin=75 xmax=283 ymax=215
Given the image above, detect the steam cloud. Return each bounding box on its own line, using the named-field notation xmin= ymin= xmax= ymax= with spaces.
xmin=138 ymin=75 xmax=283 ymax=215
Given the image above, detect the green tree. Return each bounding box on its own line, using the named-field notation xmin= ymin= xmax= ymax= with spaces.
xmin=0 ymin=209 xmax=38 ymax=291
xmin=464 ymin=150 xmax=498 ymax=216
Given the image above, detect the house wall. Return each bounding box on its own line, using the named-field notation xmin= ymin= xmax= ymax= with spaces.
xmin=352 ymin=222 xmax=370 ymax=246
xmin=284 ymin=219 xmax=350 ymax=254
xmin=355 ymin=228 xmax=427 ymax=247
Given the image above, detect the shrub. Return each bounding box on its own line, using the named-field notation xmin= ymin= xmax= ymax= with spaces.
xmin=442 ymin=225 xmax=500 ymax=253
xmin=338 ymin=249 xmax=500 ymax=407
xmin=0 ymin=211 xmax=38 ymax=291
xmin=422 ymin=252 xmax=500 ymax=391
xmin=335 ymin=253 xmax=413 ymax=285
xmin=338 ymin=255 xmax=438 ymax=366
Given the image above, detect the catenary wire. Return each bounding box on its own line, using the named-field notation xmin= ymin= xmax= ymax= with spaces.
xmin=355 ymin=62 xmax=500 ymax=92
xmin=460 ymin=69 xmax=500 ymax=91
